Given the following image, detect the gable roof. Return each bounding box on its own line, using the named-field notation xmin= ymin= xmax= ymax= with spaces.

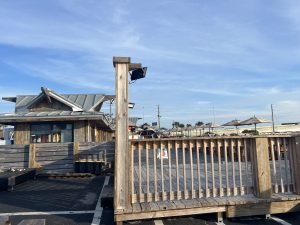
xmin=26 ymin=88 xmax=84 ymax=112
xmin=3 ymin=87 xmax=115 ymax=113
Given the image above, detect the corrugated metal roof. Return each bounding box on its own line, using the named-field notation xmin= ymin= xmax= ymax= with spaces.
xmin=0 ymin=111 xmax=115 ymax=131
xmin=0 ymin=111 xmax=104 ymax=117
xmin=14 ymin=93 xmax=113 ymax=113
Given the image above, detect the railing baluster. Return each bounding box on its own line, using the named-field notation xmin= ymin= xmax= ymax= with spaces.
xmin=237 ymin=139 xmax=243 ymax=195
xmin=231 ymin=139 xmax=237 ymax=196
xmin=224 ymin=139 xmax=230 ymax=196
xmin=138 ymin=142 xmax=143 ymax=202
xmin=189 ymin=140 xmax=195 ymax=198
xmin=196 ymin=140 xmax=202 ymax=198
xmin=167 ymin=141 xmax=173 ymax=200
xmin=182 ymin=140 xmax=187 ymax=199
xmin=210 ymin=140 xmax=216 ymax=197
xmin=283 ymin=138 xmax=290 ymax=192
xmin=204 ymin=140 xmax=209 ymax=197
xmin=160 ymin=141 xmax=165 ymax=200
xmin=175 ymin=140 xmax=180 ymax=200
xmin=243 ymin=138 xmax=249 ymax=194
xmin=146 ymin=141 xmax=150 ymax=202
xmin=217 ymin=139 xmax=223 ymax=197
xmin=153 ymin=141 xmax=158 ymax=201
xmin=131 ymin=142 xmax=135 ymax=203
xmin=270 ymin=138 xmax=278 ymax=193
xmin=276 ymin=138 xmax=284 ymax=193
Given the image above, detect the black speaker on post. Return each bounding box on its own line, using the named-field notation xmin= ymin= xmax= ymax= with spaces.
xmin=130 ymin=67 xmax=147 ymax=81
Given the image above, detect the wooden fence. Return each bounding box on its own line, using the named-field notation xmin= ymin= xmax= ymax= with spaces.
xmin=115 ymin=135 xmax=300 ymax=223
xmin=0 ymin=144 xmax=29 ymax=169
xmin=0 ymin=141 xmax=115 ymax=173
xmin=129 ymin=136 xmax=298 ymax=203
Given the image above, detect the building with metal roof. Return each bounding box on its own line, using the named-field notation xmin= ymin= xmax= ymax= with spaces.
xmin=0 ymin=87 xmax=115 ymax=144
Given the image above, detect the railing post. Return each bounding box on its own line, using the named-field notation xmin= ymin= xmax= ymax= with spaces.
xmin=252 ymin=137 xmax=272 ymax=199
xmin=113 ymin=57 xmax=130 ymax=212
xmin=291 ymin=136 xmax=300 ymax=194
xmin=28 ymin=143 xmax=36 ymax=168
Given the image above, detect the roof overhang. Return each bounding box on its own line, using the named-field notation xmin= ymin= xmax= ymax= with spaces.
xmin=2 ymin=97 xmax=17 ymax=103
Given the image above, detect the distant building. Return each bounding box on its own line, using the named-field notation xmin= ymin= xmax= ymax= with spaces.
xmin=0 ymin=87 xmax=115 ymax=144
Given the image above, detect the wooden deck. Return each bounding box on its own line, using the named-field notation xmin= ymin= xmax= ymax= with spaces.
xmin=114 ymin=136 xmax=300 ymax=224
xmin=116 ymin=193 xmax=300 ymax=221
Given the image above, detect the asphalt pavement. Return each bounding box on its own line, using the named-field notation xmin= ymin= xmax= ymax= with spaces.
xmin=0 ymin=175 xmax=299 ymax=225
xmin=0 ymin=176 xmax=105 ymax=225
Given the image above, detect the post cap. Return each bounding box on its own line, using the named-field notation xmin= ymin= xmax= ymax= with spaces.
xmin=113 ymin=57 xmax=131 ymax=67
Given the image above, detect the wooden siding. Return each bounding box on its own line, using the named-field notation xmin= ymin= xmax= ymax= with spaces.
xmin=12 ymin=121 xmax=113 ymax=144
xmin=29 ymin=97 xmax=72 ymax=112
xmin=14 ymin=123 xmax=30 ymax=145
xmin=74 ymin=121 xmax=87 ymax=142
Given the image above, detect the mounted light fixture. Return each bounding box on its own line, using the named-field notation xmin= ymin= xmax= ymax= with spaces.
xmin=128 ymin=102 xmax=135 ymax=109
xmin=130 ymin=67 xmax=147 ymax=81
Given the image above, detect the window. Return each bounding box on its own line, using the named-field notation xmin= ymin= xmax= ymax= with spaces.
xmin=30 ymin=123 xmax=73 ymax=143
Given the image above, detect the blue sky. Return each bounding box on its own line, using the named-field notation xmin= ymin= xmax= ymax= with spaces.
xmin=0 ymin=0 xmax=300 ymax=128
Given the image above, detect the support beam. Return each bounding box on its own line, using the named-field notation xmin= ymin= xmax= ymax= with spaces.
xmin=113 ymin=56 xmax=131 ymax=213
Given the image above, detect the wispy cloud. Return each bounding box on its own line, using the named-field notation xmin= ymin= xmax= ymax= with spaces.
xmin=0 ymin=0 xmax=300 ymax=127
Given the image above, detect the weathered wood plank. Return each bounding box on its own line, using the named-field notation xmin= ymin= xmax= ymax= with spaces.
xmin=227 ymin=199 xmax=300 ymax=218
xmin=253 ymin=138 xmax=272 ymax=199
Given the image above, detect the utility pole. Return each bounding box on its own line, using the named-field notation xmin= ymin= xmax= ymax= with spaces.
xmin=271 ymin=104 xmax=275 ymax=133
xmin=142 ymin=106 xmax=144 ymax=124
xmin=157 ymin=104 xmax=161 ymax=129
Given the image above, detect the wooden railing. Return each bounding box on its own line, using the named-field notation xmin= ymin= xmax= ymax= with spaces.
xmin=269 ymin=137 xmax=294 ymax=194
xmin=128 ymin=135 xmax=299 ymax=204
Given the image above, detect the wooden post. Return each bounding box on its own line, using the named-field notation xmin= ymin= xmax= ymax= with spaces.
xmin=113 ymin=56 xmax=131 ymax=212
xmin=290 ymin=136 xmax=300 ymax=194
xmin=73 ymin=142 xmax=79 ymax=162
xmin=28 ymin=144 xmax=36 ymax=168
xmin=252 ymin=138 xmax=272 ymax=199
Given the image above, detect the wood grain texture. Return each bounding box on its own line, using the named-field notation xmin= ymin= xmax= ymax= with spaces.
xmin=253 ymin=138 xmax=272 ymax=199
xmin=114 ymin=60 xmax=129 ymax=212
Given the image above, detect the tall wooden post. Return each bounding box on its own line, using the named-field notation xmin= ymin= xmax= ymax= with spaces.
xmin=113 ymin=57 xmax=130 ymax=212
xmin=252 ymin=137 xmax=272 ymax=199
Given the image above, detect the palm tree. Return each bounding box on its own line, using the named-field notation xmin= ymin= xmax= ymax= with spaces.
xmin=172 ymin=121 xmax=180 ymax=128
xmin=195 ymin=121 xmax=204 ymax=126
